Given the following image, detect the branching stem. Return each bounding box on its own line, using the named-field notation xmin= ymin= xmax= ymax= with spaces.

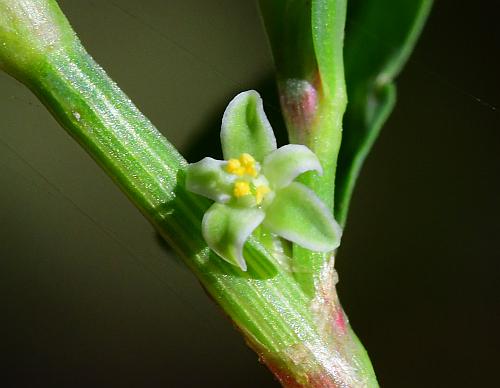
xmin=0 ymin=1 xmax=378 ymax=386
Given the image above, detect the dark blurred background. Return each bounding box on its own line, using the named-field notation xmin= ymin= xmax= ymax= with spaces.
xmin=0 ymin=1 xmax=498 ymax=387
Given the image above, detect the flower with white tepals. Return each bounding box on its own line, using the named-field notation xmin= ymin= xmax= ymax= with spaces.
xmin=186 ymin=90 xmax=341 ymax=271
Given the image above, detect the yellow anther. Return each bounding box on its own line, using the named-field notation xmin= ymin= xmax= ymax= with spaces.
xmin=226 ymin=159 xmax=245 ymax=176
xmin=226 ymin=154 xmax=259 ymax=177
xmin=245 ymin=165 xmax=258 ymax=177
xmin=239 ymin=153 xmax=255 ymax=166
xmin=239 ymin=153 xmax=258 ymax=177
xmin=226 ymin=158 xmax=241 ymax=172
xmin=233 ymin=181 xmax=251 ymax=198
xmin=255 ymin=185 xmax=271 ymax=205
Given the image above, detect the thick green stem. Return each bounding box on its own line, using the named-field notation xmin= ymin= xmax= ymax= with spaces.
xmin=0 ymin=1 xmax=377 ymax=386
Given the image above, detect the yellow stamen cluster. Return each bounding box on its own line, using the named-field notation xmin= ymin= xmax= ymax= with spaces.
xmin=226 ymin=158 xmax=243 ymax=176
xmin=227 ymin=153 xmax=270 ymax=204
xmin=226 ymin=153 xmax=257 ymax=177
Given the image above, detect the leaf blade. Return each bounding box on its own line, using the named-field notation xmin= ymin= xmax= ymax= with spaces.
xmin=335 ymin=0 xmax=433 ymax=226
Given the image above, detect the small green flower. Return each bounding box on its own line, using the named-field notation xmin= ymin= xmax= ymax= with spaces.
xmin=186 ymin=90 xmax=341 ymax=271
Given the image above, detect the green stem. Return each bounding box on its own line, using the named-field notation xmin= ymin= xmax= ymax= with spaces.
xmin=0 ymin=1 xmax=377 ymax=386
xmin=260 ymin=0 xmax=347 ymax=298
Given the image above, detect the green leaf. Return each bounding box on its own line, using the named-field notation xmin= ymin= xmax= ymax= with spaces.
xmin=335 ymin=0 xmax=433 ymax=226
xmin=185 ymin=157 xmax=235 ymax=203
xmin=264 ymin=182 xmax=341 ymax=252
xmin=262 ymin=144 xmax=322 ymax=190
xmin=221 ymin=90 xmax=277 ymax=162
xmin=258 ymin=0 xmax=318 ymax=81
xmin=202 ymin=203 xmax=265 ymax=271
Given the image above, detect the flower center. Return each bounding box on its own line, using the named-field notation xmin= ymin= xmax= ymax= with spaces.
xmin=225 ymin=153 xmax=271 ymax=205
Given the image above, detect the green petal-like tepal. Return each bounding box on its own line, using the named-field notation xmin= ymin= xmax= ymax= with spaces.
xmin=221 ymin=90 xmax=277 ymax=162
xmin=186 ymin=157 xmax=235 ymax=203
xmin=262 ymin=144 xmax=323 ymax=189
xmin=263 ymin=182 xmax=341 ymax=252
xmin=202 ymin=203 xmax=265 ymax=271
